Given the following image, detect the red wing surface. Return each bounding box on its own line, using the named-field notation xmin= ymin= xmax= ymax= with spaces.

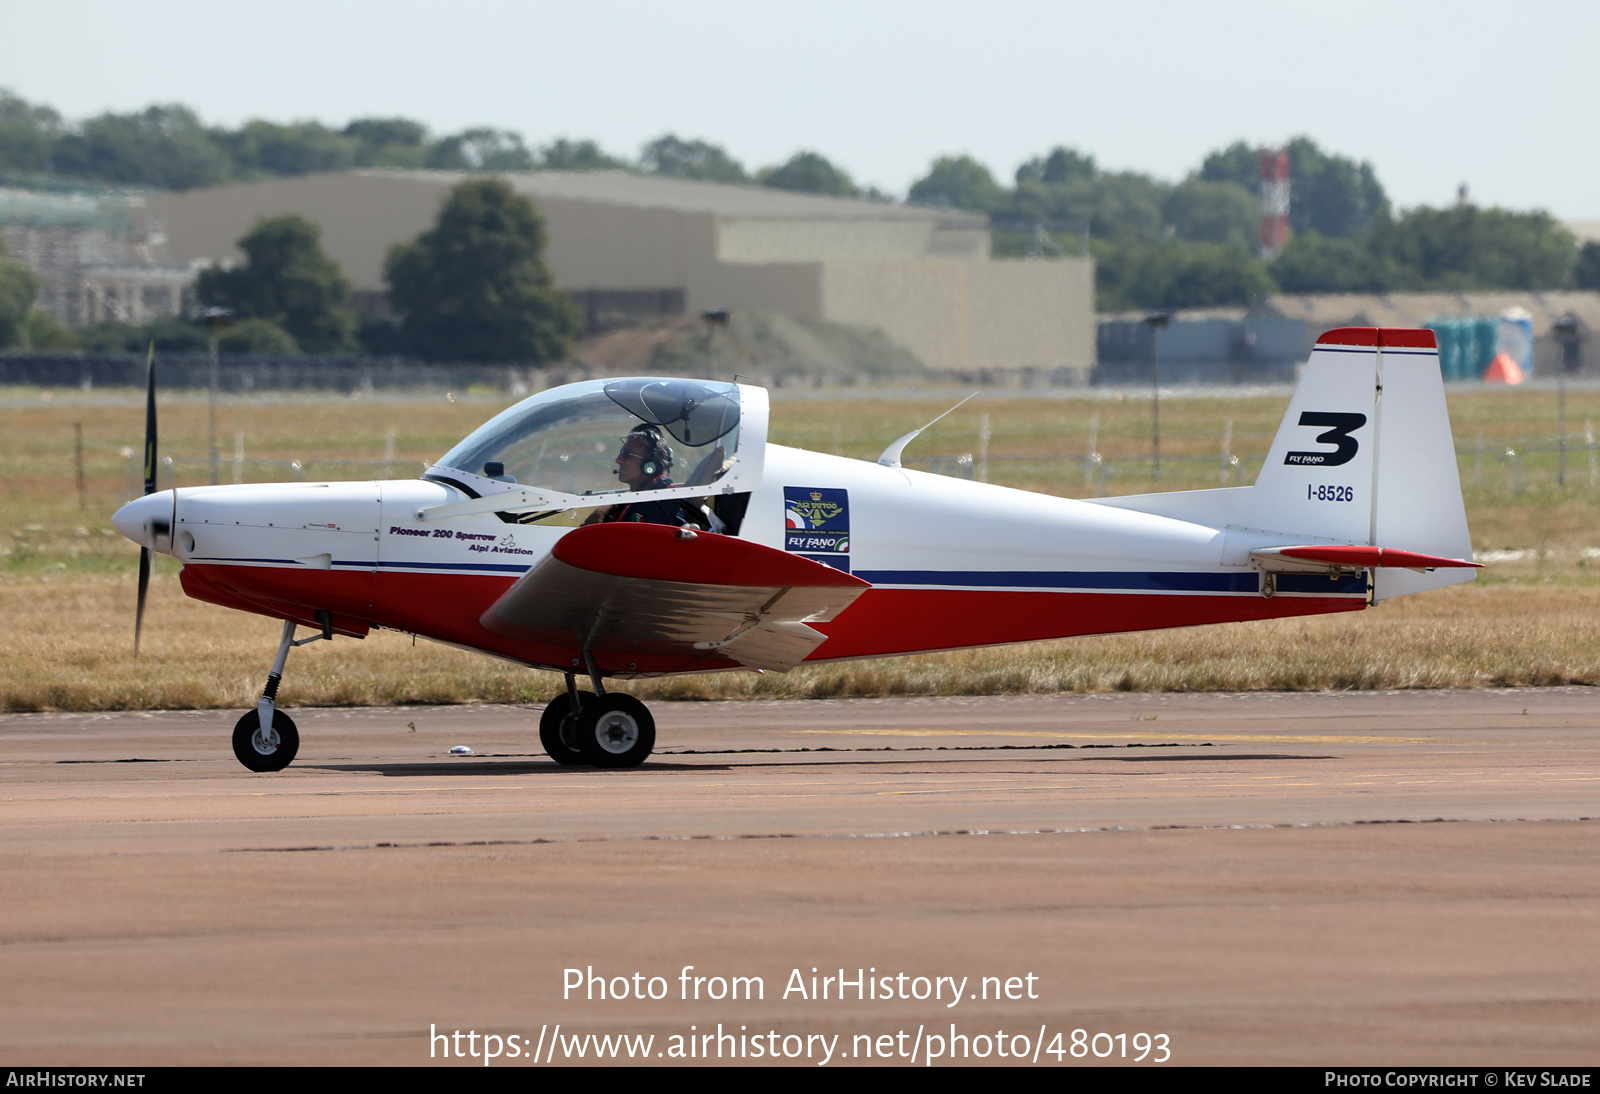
xmin=480 ymin=523 xmax=869 ymax=672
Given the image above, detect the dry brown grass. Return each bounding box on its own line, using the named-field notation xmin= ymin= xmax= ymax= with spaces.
xmin=6 ymin=384 xmax=1600 ymax=711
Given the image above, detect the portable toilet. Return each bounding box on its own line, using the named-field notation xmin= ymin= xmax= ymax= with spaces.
xmin=1497 ymin=307 xmax=1535 ymax=376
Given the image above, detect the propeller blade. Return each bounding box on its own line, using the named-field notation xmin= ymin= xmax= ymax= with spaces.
xmin=135 ymin=545 xmax=150 ymax=661
xmin=136 ymin=340 xmax=156 ymax=660
xmin=142 ymin=340 xmax=157 ymax=496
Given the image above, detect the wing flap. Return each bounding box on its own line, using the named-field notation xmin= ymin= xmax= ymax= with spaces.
xmin=481 ymin=523 xmax=868 ymax=673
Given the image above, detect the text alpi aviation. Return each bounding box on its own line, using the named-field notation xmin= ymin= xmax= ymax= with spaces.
xmin=114 ymin=327 xmax=1476 ymax=771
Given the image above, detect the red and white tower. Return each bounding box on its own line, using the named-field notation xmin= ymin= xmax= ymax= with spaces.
xmin=1259 ymin=147 xmax=1290 ymax=259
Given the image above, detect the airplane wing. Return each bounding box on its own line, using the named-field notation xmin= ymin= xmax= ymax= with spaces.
xmin=480 ymin=523 xmax=870 ymax=673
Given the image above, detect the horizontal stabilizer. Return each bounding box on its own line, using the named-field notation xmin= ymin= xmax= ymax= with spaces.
xmin=1253 ymin=545 xmax=1481 ymax=574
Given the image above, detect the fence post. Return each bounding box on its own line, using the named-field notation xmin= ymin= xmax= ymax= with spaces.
xmin=1501 ymin=447 xmax=1523 ymax=496
xmin=74 ymin=422 xmax=86 ymax=511
xmin=1084 ymin=411 xmax=1100 ymax=487
xmin=977 ymin=412 xmax=990 ymax=483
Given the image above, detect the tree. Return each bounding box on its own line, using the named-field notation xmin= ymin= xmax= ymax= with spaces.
xmin=538 ymin=138 xmax=627 ymax=172
xmin=0 ymin=89 xmax=64 ymax=175
xmin=1076 ymin=173 xmax=1169 ymax=244
xmin=344 ymin=117 xmax=430 ymax=167
xmin=0 ymin=235 xmax=41 ymax=348
xmin=1196 ymin=142 xmax=1257 ymax=193
xmin=639 ymin=135 xmax=747 ymax=182
xmin=384 ymin=178 xmax=580 ymax=363
xmin=51 ymin=104 xmax=231 ymax=190
xmin=760 ymin=151 xmax=857 ymax=197
xmin=1373 ymin=205 xmax=1577 ymax=290
xmin=221 ymin=120 xmax=357 ymax=178
xmin=1283 ymin=137 xmax=1388 ymax=239
xmin=1163 ymin=179 xmax=1257 ymax=248
xmin=195 ymin=215 xmax=355 ymax=353
xmin=1200 ymin=137 xmax=1388 ymax=239
xmin=1097 ymin=241 xmax=1273 ymax=312
xmin=427 ymin=128 xmax=535 ymax=171
xmin=20 ymin=309 xmax=77 ymax=351
xmin=78 ymin=316 xmax=209 ymax=354
xmin=218 ymin=317 xmax=299 ymax=355
xmin=1015 ymin=147 xmax=1096 ymax=186
xmin=907 ymin=155 xmax=1005 ymax=212
xmin=1270 ymin=231 xmax=1400 ymax=294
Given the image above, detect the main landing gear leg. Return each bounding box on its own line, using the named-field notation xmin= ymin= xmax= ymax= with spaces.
xmin=231 ymin=614 xmax=329 ymax=773
xmin=539 ymin=658 xmax=656 ymax=769
xmin=575 ymin=647 xmax=654 ymax=768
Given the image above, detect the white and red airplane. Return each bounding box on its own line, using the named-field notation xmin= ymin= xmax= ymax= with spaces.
xmin=114 ymin=326 xmax=1476 ymax=772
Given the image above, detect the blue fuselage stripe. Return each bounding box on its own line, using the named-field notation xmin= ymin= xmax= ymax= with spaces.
xmin=857 ymin=569 xmax=1366 ymax=595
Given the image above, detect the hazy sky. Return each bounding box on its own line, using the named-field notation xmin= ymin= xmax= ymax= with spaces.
xmin=6 ymin=0 xmax=1597 ymax=217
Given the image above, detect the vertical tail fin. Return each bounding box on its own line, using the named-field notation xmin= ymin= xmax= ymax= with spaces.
xmin=1245 ymin=327 xmax=1380 ymax=547
xmin=1241 ymin=327 xmax=1473 ymax=601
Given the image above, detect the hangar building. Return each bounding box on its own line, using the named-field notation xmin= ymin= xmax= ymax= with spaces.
xmin=140 ymin=170 xmax=1094 ymax=376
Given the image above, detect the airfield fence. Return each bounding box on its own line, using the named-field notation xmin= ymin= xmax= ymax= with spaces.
xmin=0 ymin=354 xmax=550 ymax=394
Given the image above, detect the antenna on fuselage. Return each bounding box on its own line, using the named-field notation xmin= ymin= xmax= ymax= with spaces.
xmin=877 ymin=392 xmax=980 ymax=469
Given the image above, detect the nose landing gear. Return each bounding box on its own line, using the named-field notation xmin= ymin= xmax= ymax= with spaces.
xmin=230 ymin=616 xmax=330 ymax=772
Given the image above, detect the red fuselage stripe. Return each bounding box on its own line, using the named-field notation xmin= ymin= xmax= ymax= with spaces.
xmin=182 ymin=562 xmax=1365 ymax=675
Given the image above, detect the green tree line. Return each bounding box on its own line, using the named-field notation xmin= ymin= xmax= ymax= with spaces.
xmin=924 ymin=137 xmax=1598 ymax=311
xmin=0 ymin=88 xmax=888 ymax=201
xmin=2 ymin=87 xmax=1596 ymax=339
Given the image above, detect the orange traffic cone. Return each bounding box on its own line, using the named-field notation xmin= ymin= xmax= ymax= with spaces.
xmin=1483 ymin=351 xmax=1525 ymax=384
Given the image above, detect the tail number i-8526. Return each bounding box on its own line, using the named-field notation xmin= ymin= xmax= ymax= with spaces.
xmin=1308 ymin=484 xmax=1355 ymax=502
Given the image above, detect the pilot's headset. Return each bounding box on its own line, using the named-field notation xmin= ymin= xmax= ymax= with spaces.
xmin=628 ymin=425 xmax=673 ymax=480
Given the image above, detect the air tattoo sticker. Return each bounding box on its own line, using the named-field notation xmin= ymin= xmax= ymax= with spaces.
xmin=784 ymin=487 xmax=850 ymax=573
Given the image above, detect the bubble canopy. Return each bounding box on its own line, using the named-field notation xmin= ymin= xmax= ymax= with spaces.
xmin=434 ymin=378 xmax=743 ymax=496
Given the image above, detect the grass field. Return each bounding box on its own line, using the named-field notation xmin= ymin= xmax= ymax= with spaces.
xmin=4 ymin=381 xmax=1600 ymax=712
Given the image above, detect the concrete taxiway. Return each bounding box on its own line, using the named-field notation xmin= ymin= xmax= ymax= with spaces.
xmin=1 ymin=689 xmax=1596 ymax=1066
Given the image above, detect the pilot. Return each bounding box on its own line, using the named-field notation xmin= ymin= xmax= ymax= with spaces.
xmin=583 ymin=425 xmax=698 ymax=527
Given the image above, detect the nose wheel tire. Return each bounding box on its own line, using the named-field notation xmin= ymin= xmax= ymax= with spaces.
xmin=232 ymin=710 xmax=299 ymax=772
xmin=574 ymin=694 xmax=655 ymax=768
xmin=539 ymin=693 xmax=586 ymax=765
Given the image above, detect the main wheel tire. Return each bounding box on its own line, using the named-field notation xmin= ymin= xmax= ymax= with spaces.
xmin=232 ymin=709 xmax=299 ymax=772
xmin=574 ymin=693 xmax=655 ymax=768
xmin=539 ymin=693 xmax=586 ymax=765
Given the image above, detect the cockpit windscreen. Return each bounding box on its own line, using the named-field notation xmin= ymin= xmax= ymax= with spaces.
xmin=433 ymin=378 xmax=742 ymax=496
